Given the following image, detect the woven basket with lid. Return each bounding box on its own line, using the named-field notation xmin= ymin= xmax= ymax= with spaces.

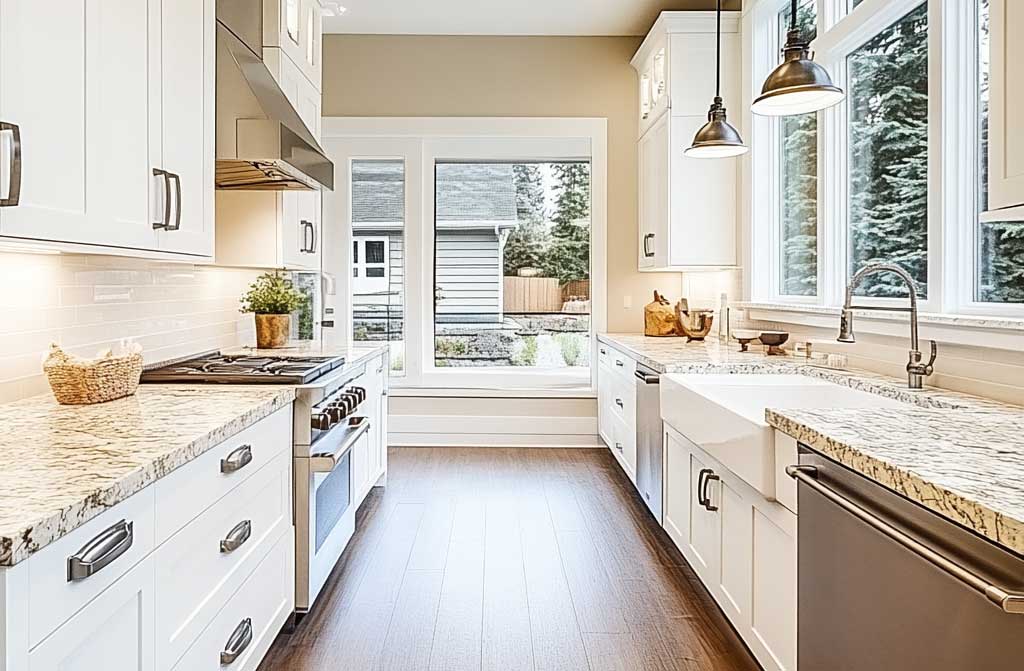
xmin=43 ymin=344 xmax=144 ymax=405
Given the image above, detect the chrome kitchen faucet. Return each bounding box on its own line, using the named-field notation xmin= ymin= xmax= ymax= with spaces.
xmin=837 ymin=263 xmax=937 ymax=390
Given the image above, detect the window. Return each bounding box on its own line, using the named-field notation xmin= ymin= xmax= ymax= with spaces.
xmin=777 ymin=0 xmax=819 ymax=297
xmin=326 ymin=119 xmax=606 ymax=391
xmin=350 ymin=160 xmax=405 ymax=375
xmin=432 ymin=161 xmax=591 ymax=371
xmin=976 ymin=0 xmax=1024 ymax=304
xmin=751 ymin=0 xmax=1024 ymax=321
xmin=846 ymin=4 xmax=929 ymax=298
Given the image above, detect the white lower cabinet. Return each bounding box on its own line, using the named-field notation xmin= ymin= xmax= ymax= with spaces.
xmin=27 ymin=556 xmax=155 ymax=671
xmin=665 ymin=426 xmax=796 ymax=671
xmin=0 ymin=407 xmax=294 ymax=671
xmin=597 ymin=344 xmax=638 ymax=483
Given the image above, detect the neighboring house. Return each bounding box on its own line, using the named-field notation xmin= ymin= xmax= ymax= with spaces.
xmin=352 ymin=160 xmax=518 ymax=325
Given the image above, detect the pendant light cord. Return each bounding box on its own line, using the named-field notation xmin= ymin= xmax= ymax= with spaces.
xmin=715 ymin=0 xmax=722 ymax=98
xmin=790 ymin=0 xmax=798 ymax=32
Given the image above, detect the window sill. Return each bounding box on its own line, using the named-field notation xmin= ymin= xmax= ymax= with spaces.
xmin=737 ymin=302 xmax=1024 ymax=350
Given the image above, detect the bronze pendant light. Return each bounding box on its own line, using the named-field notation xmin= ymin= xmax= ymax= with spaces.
xmin=752 ymin=0 xmax=844 ymax=116
xmin=685 ymin=0 xmax=748 ymax=159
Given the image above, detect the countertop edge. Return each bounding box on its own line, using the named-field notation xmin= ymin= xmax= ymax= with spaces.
xmin=766 ymin=409 xmax=1024 ymax=557
xmin=0 ymin=387 xmax=296 ymax=567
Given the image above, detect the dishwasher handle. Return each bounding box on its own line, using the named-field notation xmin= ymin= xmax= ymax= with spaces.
xmin=787 ymin=465 xmax=1024 ymax=615
xmin=634 ymin=370 xmax=660 ymax=384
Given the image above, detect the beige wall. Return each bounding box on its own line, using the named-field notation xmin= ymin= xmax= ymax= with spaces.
xmin=322 ymin=34 xmax=684 ymax=333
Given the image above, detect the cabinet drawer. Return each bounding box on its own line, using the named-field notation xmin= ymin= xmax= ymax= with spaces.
xmin=155 ymin=451 xmax=291 ymax=671
xmin=154 ymin=407 xmax=291 ymax=545
xmin=607 ymin=349 xmax=636 ymax=381
xmin=172 ymin=530 xmax=294 ymax=671
xmin=606 ymin=375 xmax=636 ymax=428
xmin=609 ymin=410 xmax=637 ymax=481
xmin=28 ymin=487 xmax=156 ymax=649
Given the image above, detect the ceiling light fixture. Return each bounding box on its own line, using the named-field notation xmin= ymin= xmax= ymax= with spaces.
xmin=684 ymin=0 xmax=749 ymax=159
xmin=752 ymin=0 xmax=844 ymax=116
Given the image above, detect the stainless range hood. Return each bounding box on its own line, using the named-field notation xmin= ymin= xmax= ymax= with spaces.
xmin=216 ymin=0 xmax=334 ymax=191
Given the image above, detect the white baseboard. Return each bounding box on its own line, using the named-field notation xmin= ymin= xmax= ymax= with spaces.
xmin=388 ymin=413 xmax=603 ymax=448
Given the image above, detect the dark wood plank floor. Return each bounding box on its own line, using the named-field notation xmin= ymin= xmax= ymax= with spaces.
xmin=259 ymin=447 xmax=761 ymax=671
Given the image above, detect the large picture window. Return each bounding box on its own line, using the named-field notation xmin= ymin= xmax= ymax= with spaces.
xmin=326 ymin=118 xmax=607 ymax=391
xmin=432 ymin=161 xmax=591 ymax=371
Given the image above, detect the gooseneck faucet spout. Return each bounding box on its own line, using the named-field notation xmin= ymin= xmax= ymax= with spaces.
xmin=837 ymin=263 xmax=937 ymax=390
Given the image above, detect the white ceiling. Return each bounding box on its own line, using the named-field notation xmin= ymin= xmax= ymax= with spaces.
xmin=323 ymin=0 xmax=740 ymax=37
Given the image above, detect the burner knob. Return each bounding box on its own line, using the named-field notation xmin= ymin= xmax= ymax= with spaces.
xmin=348 ymin=387 xmax=366 ymax=403
xmin=311 ymin=412 xmax=333 ymax=431
xmin=345 ymin=391 xmax=362 ymax=408
xmin=326 ymin=405 xmax=347 ymax=423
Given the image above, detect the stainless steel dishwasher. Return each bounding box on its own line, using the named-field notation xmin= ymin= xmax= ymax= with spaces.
xmin=789 ymin=447 xmax=1024 ymax=670
xmin=634 ymin=364 xmax=663 ymax=523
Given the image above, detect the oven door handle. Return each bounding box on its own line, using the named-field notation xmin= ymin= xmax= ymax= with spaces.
xmin=787 ymin=465 xmax=1024 ymax=615
xmin=309 ymin=418 xmax=370 ymax=473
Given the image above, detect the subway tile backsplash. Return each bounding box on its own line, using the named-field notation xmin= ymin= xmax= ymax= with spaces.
xmin=0 ymin=252 xmax=261 ymax=403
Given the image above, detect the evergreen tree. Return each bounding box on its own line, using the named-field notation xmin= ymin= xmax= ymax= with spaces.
xmin=779 ymin=1 xmax=818 ymax=296
xmin=847 ymin=4 xmax=929 ymax=298
xmin=503 ymin=164 xmax=548 ymax=275
xmin=543 ymin=163 xmax=591 ymax=284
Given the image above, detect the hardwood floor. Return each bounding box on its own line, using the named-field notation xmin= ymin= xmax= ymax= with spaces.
xmin=259 ymin=447 xmax=761 ymax=671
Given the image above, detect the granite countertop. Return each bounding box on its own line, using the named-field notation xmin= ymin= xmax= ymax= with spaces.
xmin=599 ymin=333 xmax=1024 ymax=555
xmin=0 ymin=385 xmax=296 ymax=567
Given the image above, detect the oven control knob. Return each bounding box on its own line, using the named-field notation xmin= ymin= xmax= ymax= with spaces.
xmin=326 ymin=404 xmax=347 ymax=423
xmin=348 ymin=387 xmax=366 ymax=403
xmin=311 ymin=412 xmax=333 ymax=431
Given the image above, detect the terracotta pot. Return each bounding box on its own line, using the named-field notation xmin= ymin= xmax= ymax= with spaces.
xmin=255 ymin=314 xmax=290 ymax=349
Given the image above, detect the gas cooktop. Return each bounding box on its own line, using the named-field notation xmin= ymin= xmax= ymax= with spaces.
xmin=140 ymin=354 xmax=346 ymax=385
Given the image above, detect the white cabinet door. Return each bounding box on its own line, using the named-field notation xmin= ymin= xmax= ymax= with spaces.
xmin=0 ymin=0 xmax=158 ymax=250
xmin=157 ymin=0 xmax=214 ymax=256
xmin=663 ymin=429 xmax=692 ymax=549
xmin=28 ymin=556 xmax=155 ymax=671
xmin=989 ymin=0 xmax=1024 ymax=210
xmin=715 ymin=472 xmax=752 ymax=626
xmin=668 ymin=115 xmax=736 ymax=267
xmin=637 ymin=114 xmax=668 ymax=270
xmin=687 ymin=449 xmax=720 ymax=579
xmin=280 ymin=191 xmax=321 ymax=270
xmin=750 ymin=505 xmax=797 ymax=671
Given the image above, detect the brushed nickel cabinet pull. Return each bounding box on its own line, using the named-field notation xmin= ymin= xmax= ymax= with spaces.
xmin=219 ymin=520 xmax=252 ymax=554
xmin=67 ymin=520 xmax=133 ymax=582
xmin=152 ymin=169 xmax=172 ymax=229
xmin=0 ymin=122 xmax=21 ymax=207
xmin=169 ymin=172 xmax=182 ymax=231
xmin=220 ymin=617 xmax=253 ymax=665
xmin=220 ymin=444 xmax=253 ymax=474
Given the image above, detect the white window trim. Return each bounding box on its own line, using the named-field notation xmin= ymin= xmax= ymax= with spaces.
xmin=321 ymin=117 xmax=608 ymax=395
xmin=744 ymin=0 xmax=1024 ymax=334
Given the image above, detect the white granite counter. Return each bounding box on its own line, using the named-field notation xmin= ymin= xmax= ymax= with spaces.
xmin=599 ymin=333 xmax=1024 ymax=555
xmin=0 ymin=385 xmax=295 ymax=566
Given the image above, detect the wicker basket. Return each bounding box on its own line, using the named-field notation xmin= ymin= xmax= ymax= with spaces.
xmin=43 ymin=344 xmax=144 ymax=405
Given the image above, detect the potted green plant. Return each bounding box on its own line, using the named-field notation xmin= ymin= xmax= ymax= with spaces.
xmin=239 ymin=271 xmax=304 ymax=349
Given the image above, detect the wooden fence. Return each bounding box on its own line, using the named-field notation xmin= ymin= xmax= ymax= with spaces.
xmin=503 ymin=277 xmax=562 ymax=313
xmin=561 ymin=279 xmax=590 ymax=301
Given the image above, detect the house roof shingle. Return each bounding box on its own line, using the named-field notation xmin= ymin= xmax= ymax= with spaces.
xmin=352 ymin=161 xmax=517 ymax=225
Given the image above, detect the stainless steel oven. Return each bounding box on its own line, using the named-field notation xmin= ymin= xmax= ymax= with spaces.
xmin=293 ymin=365 xmax=371 ymax=613
xmin=790 ymin=447 xmax=1024 ymax=670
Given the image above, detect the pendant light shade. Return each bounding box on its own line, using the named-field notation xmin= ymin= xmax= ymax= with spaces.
xmin=684 ymin=97 xmax=749 ymax=158
xmin=686 ymin=0 xmax=748 ymax=159
xmin=752 ymin=0 xmax=844 ymax=116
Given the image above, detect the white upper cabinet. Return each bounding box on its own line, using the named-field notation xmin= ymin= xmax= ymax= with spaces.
xmin=265 ymin=0 xmax=323 ymax=93
xmin=157 ymin=0 xmax=216 ymax=256
xmin=0 ymin=0 xmax=214 ymax=258
xmin=632 ymin=12 xmax=740 ymax=271
xmin=987 ymin=0 xmax=1024 ymax=211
